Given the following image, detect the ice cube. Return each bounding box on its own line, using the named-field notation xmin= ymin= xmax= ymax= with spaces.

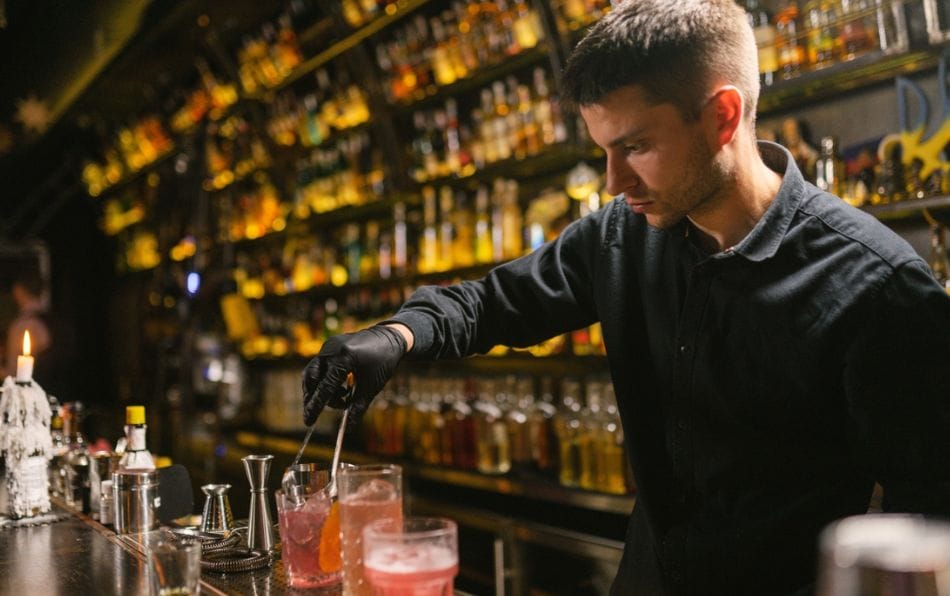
xmin=284 ymin=511 xmax=317 ymax=545
xmin=354 ymin=479 xmax=398 ymax=502
xmin=303 ymin=491 xmax=331 ymax=515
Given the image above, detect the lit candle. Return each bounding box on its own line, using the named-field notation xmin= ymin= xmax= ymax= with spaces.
xmin=16 ymin=331 xmax=33 ymax=383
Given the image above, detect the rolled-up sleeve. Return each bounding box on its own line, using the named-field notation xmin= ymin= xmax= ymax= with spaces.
xmin=387 ymin=210 xmax=607 ymax=360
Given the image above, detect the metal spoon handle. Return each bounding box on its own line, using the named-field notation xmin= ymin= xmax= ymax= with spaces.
xmin=329 ymin=407 xmax=349 ymax=494
xmin=290 ymin=423 xmax=315 ymax=470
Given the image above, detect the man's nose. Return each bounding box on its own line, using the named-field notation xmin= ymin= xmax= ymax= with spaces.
xmin=605 ymin=153 xmax=636 ymax=196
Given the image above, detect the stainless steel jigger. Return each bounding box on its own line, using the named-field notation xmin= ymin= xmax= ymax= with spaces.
xmin=200 ymin=483 xmax=234 ymax=534
xmin=242 ymin=455 xmax=277 ymax=554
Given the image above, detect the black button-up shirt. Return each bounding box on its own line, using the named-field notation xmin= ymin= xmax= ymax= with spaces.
xmin=389 ymin=142 xmax=950 ymax=595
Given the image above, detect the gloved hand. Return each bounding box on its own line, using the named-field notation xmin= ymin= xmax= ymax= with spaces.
xmin=302 ymin=325 xmax=408 ymax=426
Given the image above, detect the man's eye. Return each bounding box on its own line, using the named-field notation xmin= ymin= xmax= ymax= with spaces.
xmin=624 ymin=143 xmax=644 ymax=154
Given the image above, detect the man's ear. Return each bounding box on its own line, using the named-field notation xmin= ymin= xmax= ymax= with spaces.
xmin=706 ymin=85 xmax=744 ymax=148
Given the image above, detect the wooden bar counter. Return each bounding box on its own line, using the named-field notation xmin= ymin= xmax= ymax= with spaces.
xmin=0 ymin=499 xmax=339 ymax=595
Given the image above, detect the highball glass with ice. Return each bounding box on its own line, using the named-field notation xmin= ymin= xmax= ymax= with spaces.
xmin=275 ymin=464 xmax=342 ymax=588
xmin=338 ymin=464 xmax=403 ymax=596
xmin=363 ymin=517 xmax=459 ymax=596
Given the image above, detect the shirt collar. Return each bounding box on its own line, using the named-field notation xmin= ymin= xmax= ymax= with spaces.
xmin=729 ymin=141 xmax=805 ymax=262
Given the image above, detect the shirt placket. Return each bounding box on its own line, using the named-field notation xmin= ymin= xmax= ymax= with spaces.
xmin=666 ymin=258 xmax=715 ymax=589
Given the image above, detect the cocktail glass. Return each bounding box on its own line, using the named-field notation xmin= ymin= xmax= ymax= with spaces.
xmin=275 ymin=463 xmax=342 ymax=588
xmin=338 ymin=464 xmax=403 ymax=596
xmin=363 ymin=517 xmax=459 ymax=596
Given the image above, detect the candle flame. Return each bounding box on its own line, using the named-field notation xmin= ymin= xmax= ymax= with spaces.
xmin=22 ymin=330 xmax=30 ymax=356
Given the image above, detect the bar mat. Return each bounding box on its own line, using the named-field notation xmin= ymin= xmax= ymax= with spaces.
xmin=0 ymin=511 xmax=71 ymax=529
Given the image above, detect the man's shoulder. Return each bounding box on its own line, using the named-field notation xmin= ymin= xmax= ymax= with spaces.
xmin=795 ymin=183 xmax=920 ymax=269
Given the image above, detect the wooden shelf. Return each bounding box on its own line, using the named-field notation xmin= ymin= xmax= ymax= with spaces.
xmin=758 ymin=47 xmax=943 ymax=115
xmin=862 ymin=194 xmax=950 ymax=221
xmin=391 ymin=45 xmax=552 ymax=114
xmin=244 ymin=0 xmax=433 ymax=101
xmin=231 ymin=430 xmax=635 ymax=515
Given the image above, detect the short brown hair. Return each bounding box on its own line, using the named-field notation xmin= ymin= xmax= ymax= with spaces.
xmin=562 ymin=0 xmax=759 ymax=123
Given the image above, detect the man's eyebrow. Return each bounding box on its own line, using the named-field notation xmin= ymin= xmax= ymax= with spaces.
xmin=606 ymin=127 xmax=647 ymax=148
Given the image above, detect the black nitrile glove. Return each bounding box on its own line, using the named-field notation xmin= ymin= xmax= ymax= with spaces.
xmin=302 ymin=325 xmax=407 ymax=426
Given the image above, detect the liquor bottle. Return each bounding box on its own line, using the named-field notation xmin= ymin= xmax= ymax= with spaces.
xmin=446 ymin=377 xmax=477 ymax=469
xmin=596 ymin=383 xmax=630 ymax=494
xmin=501 ymin=180 xmax=524 ymax=259
xmin=1 ymin=376 xmax=54 ymax=518
xmin=554 ymin=377 xmax=584 ymax=487
xmin=745 ymin=0 xmax=780 ymax=86
xmin=929 ymin=225 xmax=950 ymax=292
xmin=781 ymin=118 xmax=818 ymax=182
xmin=473 ymin=378 xmax=512 ymax=474
xmin=838 ymin=0 xmax=877 ymax=60
xmin=814 ymin=136 xmax=846 ymax=197
xmin=474 ymin=186 xmax=494 ymax=264
xmin=492 ymin=81 xmax=513 ymax=162
xmin=430 ymin=16 xmax=458 ymax=87
xmin=343 ymin=223 xmax=362 ymax=283
xmin=118 ymin=406 xmax=155 ymax=471
xmin=62 ymin=402 xmax=90 ymax=510
xmin=451 ymin=189 xmax=476 ymax=268
xmin=420 ymin=186 xmax=439 ymax=273
xmin=48 ymin=401 xmax=67 ymax=497
xmin=803 ymin=0 xmax=838 ymax=68
xmin=517 ymin=83 xmax=542 ymax=158
xmin=506 ymin=376 xmax=535 ymax=470
xmin=527 ymin=376 xmax=558 ymax=473
xmin=444 ymin=98 xmax=465 ymax=176
xmin=393 ymin=201 xmax=408 ymax=276
xmin=361 ymin=221 xmax=380 ymax=282
xmin=775 ymin=1 xmax=805 ymax=80
xmin=491 ymin=179 xmax=507 ymax=262
xmin=577 ymin=379 xmax=602 ymax=490
xmin=511 ymin=0 xmax=543 ymax=52
xmin=438 ymin=186 xmax=456 ymax=272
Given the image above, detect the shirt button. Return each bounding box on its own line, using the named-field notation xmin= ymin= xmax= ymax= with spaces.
xmin=672 ymin=571 xmax=683 ymax=582
xmin=679 ymin=345 xmax=690 ymax=355
xmin=677 ymin=419 xmax=689 ymax=431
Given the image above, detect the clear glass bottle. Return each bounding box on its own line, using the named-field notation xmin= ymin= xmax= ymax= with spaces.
xmin=745 ymin=0 xmax=779 ymax=86
xmin=446 ymin=377 xmax=477 ymax=469
xmin=929 ymin=224 xmax=950 ymax=292
xmin=596 ymin=383 xmax=630 ymax=495
xmin=473 ymin=377 xmax=512 ymax=475
xmin=118 ymin=405 xmax=155 ymax=471
xmin=578 ymin=379 xmax=603 ymax=491
xmin=528 ymin=376 xmax=558 ymax=473
xmin=803 ymin=0 xmax=838 ymax=69
xmin=501 ymin=180 xmax=524 ymax=259
xmin=814 ymin=136 xmax=846 ymax=198
xmin=505 ymin=375 xmax=533 ymax=470
xmin=419 ymin=185 xmax=439 ymax=273
xmin=554 ymin=377 xmax=583 ymax=487
xmin=474 ymin=185 xmax=494 ymax=264
xmin=775 ymin=1 xmax=805 ymax=80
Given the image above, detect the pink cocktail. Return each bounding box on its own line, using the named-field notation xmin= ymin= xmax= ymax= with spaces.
xmin=275 ymin=466 xmax=342 ymax=588
xmin=339 ymin=464 xmax=404 ymax=596
xmin=363 ymin=517 xmax=459 ymax=596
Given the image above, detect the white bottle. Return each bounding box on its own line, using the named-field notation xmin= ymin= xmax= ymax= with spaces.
xmin=118 ymin=405 xmax=155 ymax=471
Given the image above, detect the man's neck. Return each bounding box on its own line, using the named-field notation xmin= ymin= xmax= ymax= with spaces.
xmin=687 ymin=141 xmax=783 ymax=254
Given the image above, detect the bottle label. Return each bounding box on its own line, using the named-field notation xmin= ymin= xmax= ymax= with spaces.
xmin=127 ymin=426 xmax=147 ymax=451
xmin=8 ymin=455 xmax=50 ymax=516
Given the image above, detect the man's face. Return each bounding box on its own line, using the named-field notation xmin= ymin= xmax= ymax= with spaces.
xmin=580 ymin=85 xmax=727 ymax=229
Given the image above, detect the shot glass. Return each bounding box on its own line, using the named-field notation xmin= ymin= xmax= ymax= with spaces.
xmin=363 ymin=517 xmax=459 ymax=596
xmin=338 ymin=464 xmax=404 ymax=596
xmin=275 ymin=463 xmax=342 ymax=589
xmin=147 ymin=540 xmax=201 ymax=595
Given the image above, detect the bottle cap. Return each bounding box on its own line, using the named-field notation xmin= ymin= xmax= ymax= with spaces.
xmin=126 ymin=405 xmax=146 ymax=425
